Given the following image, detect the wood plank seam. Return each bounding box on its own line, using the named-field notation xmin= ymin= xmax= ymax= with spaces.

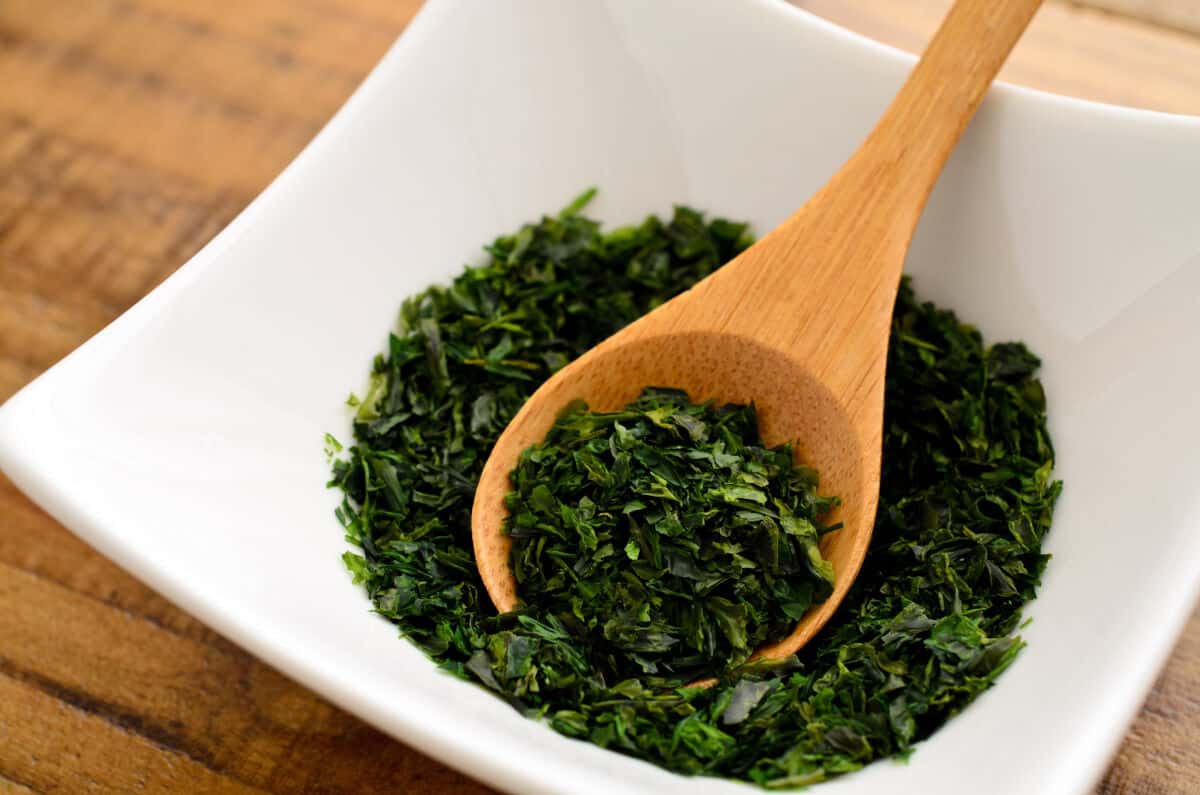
xmin=0 ymin=556 xmax=239 ymax=652
xmin=0 ymin=673 xmax=270 ymax=794
xmin=0 ymin=561 xmax=494 ymax=793
xmin=0 ymin=483 xmax=230 ymax=645
xmin=0 ymin=662 xmax=241 ymax=787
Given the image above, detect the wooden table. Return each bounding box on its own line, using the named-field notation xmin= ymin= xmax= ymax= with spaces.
xmin=1 ymin=1 xmax=1197 ymax=792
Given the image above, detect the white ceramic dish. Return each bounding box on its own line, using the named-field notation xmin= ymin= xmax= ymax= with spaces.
xmin=3 ymin=2 xmax=1200 ymax=793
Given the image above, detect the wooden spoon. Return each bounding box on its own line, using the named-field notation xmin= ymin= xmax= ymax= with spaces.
xmin=472 ymin=0 xmax=1041 ymax=660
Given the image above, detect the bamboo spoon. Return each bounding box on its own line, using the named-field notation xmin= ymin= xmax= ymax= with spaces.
xmin=472 ymin=0 xmax=1042 ymax=660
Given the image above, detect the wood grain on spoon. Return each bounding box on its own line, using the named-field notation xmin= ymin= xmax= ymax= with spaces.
xmin=472 ymin=0 xmax=1043 ymax=660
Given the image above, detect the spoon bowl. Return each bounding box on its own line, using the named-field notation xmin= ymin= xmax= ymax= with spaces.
xmin=472 ymin=0 xmax=1043 ymax=659
xmin=473 ymin=328 xmax=874 ymax=656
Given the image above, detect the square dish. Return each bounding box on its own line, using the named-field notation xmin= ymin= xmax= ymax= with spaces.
xmin=2 ymin=1 xmax=1200 ymax=793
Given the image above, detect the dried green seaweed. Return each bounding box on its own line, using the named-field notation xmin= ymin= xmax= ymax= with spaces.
xmin=506 ymin=388 xmax=838 ymax=683
xmin=328 ymin=193 xmax=1060 ymax=787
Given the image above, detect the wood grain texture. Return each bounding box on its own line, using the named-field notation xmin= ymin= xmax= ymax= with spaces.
xmin=0 ymin=1 xmax=488 ymax=793
xmin=0 ymin=1 xmax=1196 ymax=793
xmin=1081 ymin=0 xmax=1200 ymax=36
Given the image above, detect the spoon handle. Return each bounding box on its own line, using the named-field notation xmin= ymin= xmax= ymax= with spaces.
xmin=676 ymin=0 xmax=1044 ymax=444
xmin=844 ymin=0 xmax=1043 ymax=233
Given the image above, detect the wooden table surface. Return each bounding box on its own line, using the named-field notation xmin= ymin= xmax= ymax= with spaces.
xmin=1 ymin=1 xmax=1198 ymax=792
